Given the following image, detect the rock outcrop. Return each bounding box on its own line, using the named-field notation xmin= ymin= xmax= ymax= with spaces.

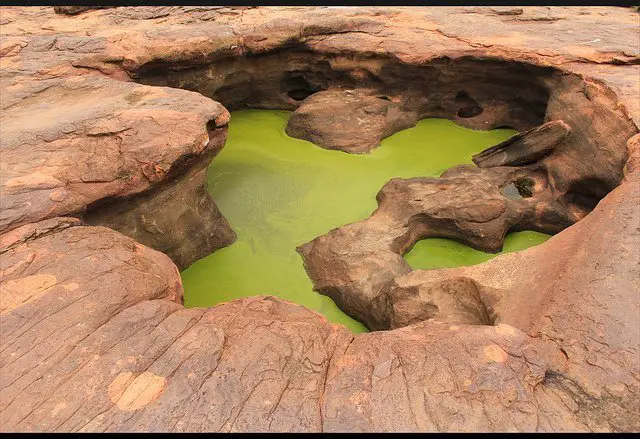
xmin=2 ymin=184 xmax=638 ymax=431
xmin=83 ymin=153 xmax=236 ymax=271
xmin=0 ymin=219 xmax=346 ymax=432
xmin=0 ymin=5 xmax=638 ymax=433
xmin=0 ymin=74 xmax=235 ymax=268
xmin=472 ymin=120 xmax=571 ymax=168
xmin=285 ymin=89 xmax=419 ymax=153
xmin=297 ymin=164 xmax=573 ymax=330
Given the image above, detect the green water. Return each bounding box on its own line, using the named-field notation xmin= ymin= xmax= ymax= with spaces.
xmin=404 ymin=231 xmax=551 ymax=271
xmin=180 ymin=110 xmax=526 ymax=333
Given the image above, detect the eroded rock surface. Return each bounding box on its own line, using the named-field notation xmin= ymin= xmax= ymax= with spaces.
xmin=0 ymin=5 xmax=639 ymax=433
xmin=1 ymin=5 xmax=637 ymax=264
xmin=83 ymin=144 xmax=236 ymax=271
xmin=385 ymin=174 xmax=640 ymax=431
xmin=298 ymin=164 xmax=572 ymax=330
xmin=285 ymin=89 xmax=419 ymax=153
xmin=0 ymin=74 xmax=234 ymax=268
xmin=0 ymin=220 xmax=348 ymax=432
xmin=472 ymin=120 xmax=570 ymax=168
xmin=1 ymin=204 xmax=638 ymax=431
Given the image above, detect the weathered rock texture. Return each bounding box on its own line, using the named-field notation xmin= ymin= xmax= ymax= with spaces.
xmin=285 ymin=89 xmax=419 ymax=153
xmin=298 ymin=164 xmax=575 ymax=330
xmin=53 ymin=6 xmax=113 ymax=15
xmin=83 ymin=134 xmax=236 ymax=271
xmin=1 ymin=5 xmax=638 ymax=266
xmin=0 ymin=74 xmax=234 ymax=268
xmin=472 ymin=120 xmax=571 ymax=168
xmin=382 ymin=173 xmax=640 ymax=432
xmin=0 ymin=5 xmax=639 ymax=433
xmin=1 ymin=183 xmax=638 ymax=431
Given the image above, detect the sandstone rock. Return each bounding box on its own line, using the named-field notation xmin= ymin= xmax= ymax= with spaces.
xmin=0 ymin=74 xmax=233 ymax=268
xmin=298 ymin=164 xmax=571 ymax=330
xmin=0 ymin=220 xmax=351 ymax=432
xmin=623 ymin=133 xmax=640 ymax=178
xmin=83 ymin=136 xmax=236 ymax=271
xmin=472 ymin=120 xmax=571 ymax=168
xmin=285 ymin=89 xmax=418 ymax=153
xmin=0 ymin=5 xmax=639 ymax=433
xmin=322 ymin=322 xmax=580 ymax=432
xmin=2 ymin=218 xmax=637 ymax=432
xmin=384 ymin=173 xmax=640 ymax=431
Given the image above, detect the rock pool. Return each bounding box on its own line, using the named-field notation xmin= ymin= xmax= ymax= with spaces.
xmin=180 ymin=110 xmax=546 ymax=333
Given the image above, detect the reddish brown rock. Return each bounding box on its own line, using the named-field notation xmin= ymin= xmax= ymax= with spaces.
xmin=1 ymin=185 xmax=639 ymax=432
xmin=285 ymin=89 xmax=419 ymax=153
xmin=297 ymin=164 xmax=573 ymax=330
xmin=53 ymin=6 xmax=113 ymax=15
xmin=0 ymin=5 xmax=638 ymax=433
xmin=83 ymin=154 xmax=236 ymax=271
xmin=385 ymin=172 xmax=640 ymax=431
xmin=322 ymin=322 xmax=580 ymax=432
xmin=623 ymin=134 xmax=640 ymax=178
xmin=1 ymin=5 xmax=637 ymax=266
xmin=0 ymin=220 xmax=351 ymax=432
xmin=0 ymin=74 xmax=235 ymax=268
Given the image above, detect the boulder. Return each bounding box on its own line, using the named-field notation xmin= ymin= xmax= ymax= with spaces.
xmin=285 ymin=89 xmax=419 ymax=153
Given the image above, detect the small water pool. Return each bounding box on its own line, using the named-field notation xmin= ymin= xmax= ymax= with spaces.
xmin=180 ymin=110 xmax=545 ymax=333
xmin=404 ymin=231 xmax=551 ymax=271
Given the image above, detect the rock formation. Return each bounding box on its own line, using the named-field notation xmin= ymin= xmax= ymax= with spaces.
xmin=0 ymin=5 xmax=638 ymax=433
xmin=297 ymin=164 xmax=574 ymax=330
xmin=472 ymin=120 xmax=571 ymax=168
xmin=285 ymin=89 xmax=419 ymax=153
xmin=0 ymin=74 xmax=235 ymax=268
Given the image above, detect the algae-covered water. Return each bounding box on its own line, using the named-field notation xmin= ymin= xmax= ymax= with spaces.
xmin=404 ymin=231 xmax=550 ymax=271
xmin=180 ymin=110 xmax=545 ymax=333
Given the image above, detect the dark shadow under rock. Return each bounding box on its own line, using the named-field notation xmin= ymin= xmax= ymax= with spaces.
xmin=83 ymin=135 xmax=236 ymax=271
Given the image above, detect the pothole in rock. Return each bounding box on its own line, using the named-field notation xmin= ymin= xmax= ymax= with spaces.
xmin=180 ymin=110 xmax=517 ymax=333
xmin=502 ymin=176 xmax=536 ymax=199
xmin=126 ymin=53 xmax=636 ymax=335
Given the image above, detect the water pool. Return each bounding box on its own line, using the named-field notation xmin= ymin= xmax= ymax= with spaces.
xmin=180 ymin=110 xmax=538 ymax=333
